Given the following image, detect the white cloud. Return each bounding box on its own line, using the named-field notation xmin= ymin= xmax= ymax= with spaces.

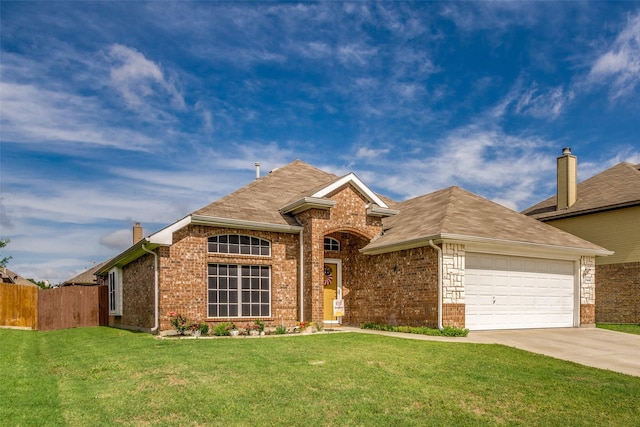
xmin=589 ymin=13 xmax=640 ymax=99
xmin=356 ymin=147 xmax=391 ymax=160
xmin=100 ymin=228 xmax=133 ymax=251
xmin=515 ymin=85 xmax=574 ymax=119
xmin=107 ymin=44 xmax=185 ymax=110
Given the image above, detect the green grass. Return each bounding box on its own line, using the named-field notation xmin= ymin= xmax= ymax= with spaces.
xmin=2 ymin=328 xmax=639 ymax=426
xmin=597 ymin=323 xmax=640 ymax=335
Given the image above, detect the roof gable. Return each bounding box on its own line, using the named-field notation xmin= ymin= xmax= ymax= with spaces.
xmin=193 ymin=160 xmax=337 ymax=226
xmin=363 ymin=186 xmax=609 ymax=255
xmin=523 ymin=162 xmax=640 ymax=220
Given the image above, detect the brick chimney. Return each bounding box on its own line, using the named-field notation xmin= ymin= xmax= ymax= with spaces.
xmin=133 ymin=222 xmax=143 ymax=244
xmin=557 ymin=147 xmax=577 ymax=210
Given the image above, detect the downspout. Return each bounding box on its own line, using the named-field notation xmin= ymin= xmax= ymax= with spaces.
xmin=299 ymin=228 xmax=304 ymax=322
xmin=142 ymin=244 xmax=159 ymax=333
xmin=428 ymin=240 xmax=444 ymax=331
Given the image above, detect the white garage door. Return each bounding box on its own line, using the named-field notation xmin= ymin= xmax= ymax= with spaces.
xmin=465 ymin=253 xmax=575 ymax=330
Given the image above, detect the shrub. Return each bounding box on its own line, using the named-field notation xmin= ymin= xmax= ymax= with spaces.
xmin=213 ymin=322 xmax=235 ymax=336
xmin=275 ymin=325 xmax=287 ymax=335
xmin=360 ymin=322 xmax=468 ymax=337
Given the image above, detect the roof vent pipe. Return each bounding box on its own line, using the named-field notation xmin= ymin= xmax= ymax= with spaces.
xmin=255 ymin=162 xmax=260 ymax=180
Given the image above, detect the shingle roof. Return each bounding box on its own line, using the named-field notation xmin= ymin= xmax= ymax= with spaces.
xmin=0 ymin=267 xmax=37 ymax=286
xmin=523 ymin=162 xmax=640 ymax=220
xmin=193 ymin=160 xmax=338 ymax=226
xmin=363 ymin=186 xmax=607 ymax=254
xmin=63 ymin=261 xmax=108 ymax=286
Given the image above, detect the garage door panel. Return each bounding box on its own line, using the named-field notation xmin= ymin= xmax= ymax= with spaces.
xmin=466 ymin=253 xmax=575 ymax=330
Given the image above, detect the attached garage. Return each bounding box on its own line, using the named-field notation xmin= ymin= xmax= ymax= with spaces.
xmin=465 ymin=253 xmax=576 ymax=330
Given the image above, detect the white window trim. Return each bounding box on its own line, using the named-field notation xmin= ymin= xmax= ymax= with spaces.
xmin=108 ymin=267 xmax=123 ymax=316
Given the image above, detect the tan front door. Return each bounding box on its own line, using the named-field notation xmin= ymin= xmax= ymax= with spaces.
xmin=323 ymin=262 xmax=339 ymax=323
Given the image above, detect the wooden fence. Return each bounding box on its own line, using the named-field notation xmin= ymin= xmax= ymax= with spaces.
xmin=0 ymin=283 xmax=108 ymax=331
xmin=0 ymin=283 xmax=38 ymax=329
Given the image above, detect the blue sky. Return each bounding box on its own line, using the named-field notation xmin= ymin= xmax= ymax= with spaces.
xmin=1 ymin=2 xmax=639 ymax=284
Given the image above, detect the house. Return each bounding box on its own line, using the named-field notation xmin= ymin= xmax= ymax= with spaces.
xmin=62 ymin=261 xmax=108 ymax=286
xmin=96 ymin=160 xmax=611 ymax=334
xmin=523 ymin=149 xmax=640 ymax=324
xmin=0 ymin=267 xmax=38 ymax=287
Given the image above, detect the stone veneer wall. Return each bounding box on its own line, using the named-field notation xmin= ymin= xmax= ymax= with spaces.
xmin=596 ymin=261 xmax=640 ymax=324
xmin=580 ymin=256 xmax=596 ymax=326
xmin=441 ymin=243 xmax=466 ymax=327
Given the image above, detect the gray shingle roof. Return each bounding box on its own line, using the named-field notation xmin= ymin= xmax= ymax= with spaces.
xmin=523 ymin=162 xmax=640 ymax=220
xmin=364 ymin=186 xmax=607 ymax=253
xmin=63 ymin=261 xmax=108 ymax=286
xmin=193 ymin=160 xmax=338 ymax=226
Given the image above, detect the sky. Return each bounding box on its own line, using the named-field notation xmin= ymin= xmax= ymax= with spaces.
xmin=1 ymin=1 xmax=639 ymax=284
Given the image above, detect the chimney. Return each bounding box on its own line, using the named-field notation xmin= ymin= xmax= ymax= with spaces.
xmin=255 ymin=162 xmax=261 ymax=180
xmin=133 ymin=222 xmax=143 ymax=244
xmin=557 ymin=147 xmax=577 ymax=210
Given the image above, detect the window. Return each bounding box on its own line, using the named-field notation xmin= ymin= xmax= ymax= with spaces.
xmin=208 ymin=234 xmax=270 ymax=256
xmin=208 ymin=264 xmax=271 ymax=318
xmin=108 ymin=268 xmax=122 ymax=316
xmin=324 ymin=237 xmax=340 ymax=252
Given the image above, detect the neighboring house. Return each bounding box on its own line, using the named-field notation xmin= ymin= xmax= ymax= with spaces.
xmin=97 ymin=160 xmax=610 ymax=334
xmin=62 ymin=261 xmax=108 ymax=286
xmin=0 ymin=267 xmax=37 ymax=287
xmin=523 ymin=149 xmax=640 ymax=324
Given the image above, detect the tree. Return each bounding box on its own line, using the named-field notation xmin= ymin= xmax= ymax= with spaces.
xmin=0 ymin=238 xmax=11 ymax=268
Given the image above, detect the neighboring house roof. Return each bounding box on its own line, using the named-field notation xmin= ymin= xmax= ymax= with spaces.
xmin=363 ymin=186 xmax=611 ymax=256
xmin=63 ymin=261 xmax=108 ymax=286
xmin=523 ymin=162 xmax=640 ymax=220
xmin=0 ymin=267 xmax=37 ymax=287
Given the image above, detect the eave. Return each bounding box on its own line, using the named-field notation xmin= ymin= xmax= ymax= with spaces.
xmin=361 ymin=233 xmax=614 ymax=259
xmin=279 ymin=197 xmax=336 ymax=215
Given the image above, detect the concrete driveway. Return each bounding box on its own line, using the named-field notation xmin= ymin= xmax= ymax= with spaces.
xmin=345 ymin=327 xmax=640 ymax=377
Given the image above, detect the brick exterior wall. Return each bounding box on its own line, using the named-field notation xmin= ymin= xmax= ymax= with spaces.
xmin=596 ymin=262 xmax=640 ymax=324
xmin=294 ymin=185 xmax=384 ymax=324
xmin=110 ymin=252 xmax=155 ymax=330
xmin=157 ymin=225 xmax=300 ymax=333
xmin=345 ymin=246 xmax=439 ymax=328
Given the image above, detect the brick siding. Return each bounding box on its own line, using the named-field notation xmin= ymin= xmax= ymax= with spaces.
xmin=596 ymin=262 xmax=640 ymax=324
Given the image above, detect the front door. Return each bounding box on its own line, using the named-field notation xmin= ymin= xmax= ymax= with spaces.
xmin=323 ymin=260 xmax=341 ymax=323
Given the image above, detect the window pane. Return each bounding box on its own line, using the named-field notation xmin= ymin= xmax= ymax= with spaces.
xmin=208 ymin=290 xmax=217 ymax=303
xmin=229 ymin=305 xmax=238 ymax=317
xmin=251 ymin=304 xmax=260 ymax=316
xmin=208 ymin=265 xmax=217 ymax=275
xmin=219 ymin=265 xmax=227 ymax=275
xmin=242 ymin=291 xmax=250 ymax=303
xmin=229 ymin=291 xmax=238 ymax=303
xmin=260 ymin=304 xmax=270 ymax=316
xmin=242 ymin=266 xmax=250 ymax=276
xmin=251 ymin=278 xmax=259 ymax=289
xmin=229 ymin=244 xmax=239 ymax=253
xmin=242 ymin=278 xmax=250 ymax=289
xmin=261 ymin=247 xmax=269 ymax=256
xmin=219 ymin=305 xmax=228 ymax=317
xmin=208 ymin=306 xmax=217 ymax=317
xmin=251 ymin=291 xmax=259 ymax=301
xmin=251 ymin=246 xmax=260 ymax=255
xmin=229 ymin=277 xmax=238 ymax=289
xmin=241 ymin=245 xmax=250 ymax=255
xmin=261 ymin=291 xmax=269 ymax=302
xmin=229 ymin=235 xmax=239 ymax=244
xmin=219 ymin=243 xmax=228 ymax=253
xmin=251 ymin=266 xmax=260 ymax=275
xmin=242 ymin=304 xmax=250 ymax=316
xmin=261 ymin=278 xmax=269 ymax=290
xmin=240 ymin=235 xmax=250 ymax=245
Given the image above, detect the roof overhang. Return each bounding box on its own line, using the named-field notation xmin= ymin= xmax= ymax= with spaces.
xmin=366 ymin=204 xmax=400 ymax=217
xmin=312 ymin=172 xmax=390 ymax=208
xmin=96 ymin=238 xmax=164 ymax=275
xmin=361 ymin=233 xmax=614 ymax=260
xmin=535 ymin=200 xmax=640 ymax=221
xmin=191 ymin=214 xmax=303 ymax=233
xmin=279 ymin=197 xmax=336 ymax=215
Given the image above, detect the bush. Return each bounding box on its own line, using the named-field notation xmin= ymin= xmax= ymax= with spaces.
xmin=361 ymin=322 xmax=468 ymax=337
xmin=275 ymin=325 xmax=287 ymax=335
xmin=212 ymin=322 xmax=235 ymax=336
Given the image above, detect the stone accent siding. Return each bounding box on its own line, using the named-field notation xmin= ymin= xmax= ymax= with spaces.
xmin=596 ymin=262 xmax=640 ymax=324
xmin=442 ymin=243 xmax=465 ymax=304
xmin=580 ymin=256 xmax=596 ymax=326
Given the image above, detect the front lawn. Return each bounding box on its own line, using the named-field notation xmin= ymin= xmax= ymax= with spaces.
xmin=597 ymin=323 xmax=640 ymax=335
xmin=2 ymin=327 xmax=639 ymax=426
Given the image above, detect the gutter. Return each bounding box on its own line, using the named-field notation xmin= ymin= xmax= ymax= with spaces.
xmin=299 ymin=228 xmax=304 ymax=322
xmin=141 ymin=244 xmax=159 ymax=333
xmin=428 ymin=240 xmax=444 ymax=331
